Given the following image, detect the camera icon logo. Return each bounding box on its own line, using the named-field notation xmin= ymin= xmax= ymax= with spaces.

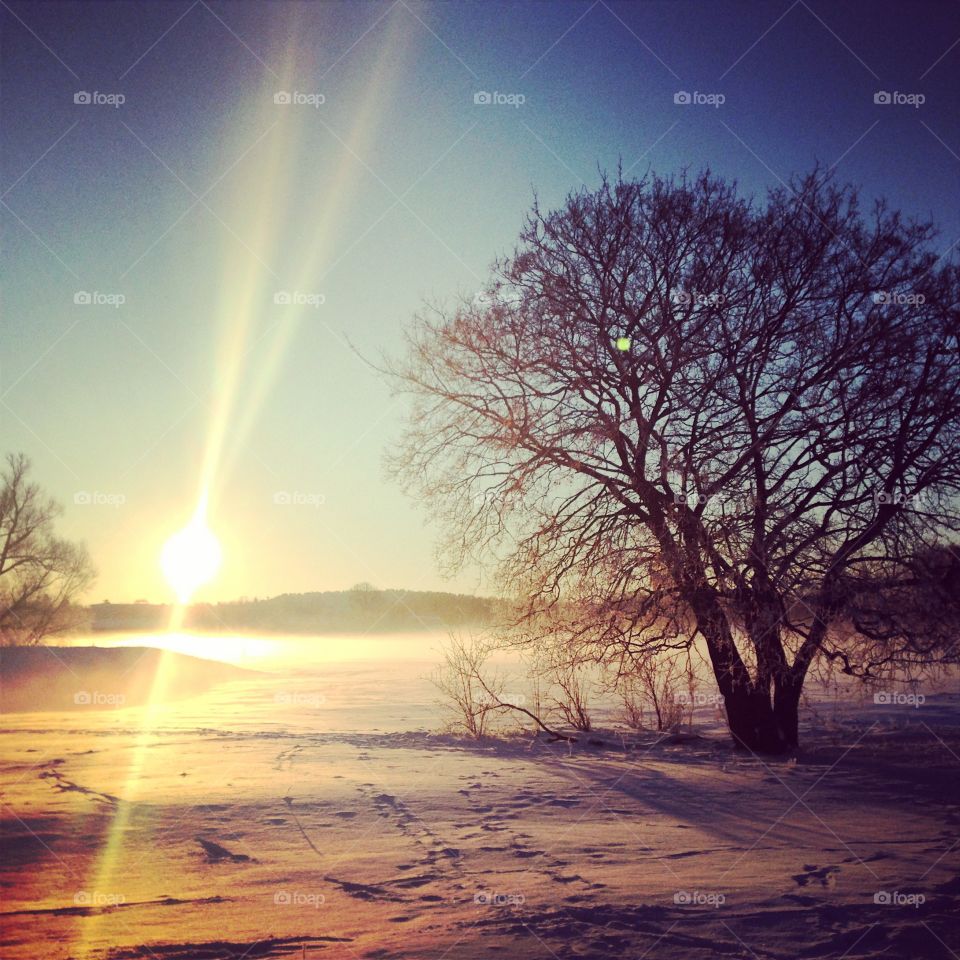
xmin=473 ymin=91 xmax=492 ymax=105
xmin=273 ymin=890 xmax=292 ymax=905
xmin=74 ymin=291 xmax=92 ymax=305
xmin=273 ymin=91 xmax=292 ymax=105
xmin=74 ymin=91 xmax=91 ymax=104
xmin=273 ymin=291 xmax=292 ymax=305
xmin=73 ymin=491 xmax=92 ymax=505
xmin=874 ymin=91 xmax=891 ymax=105
xmin=74 ymin=691 xmax=92 ymax=705
xmin=273 ymin=491 xmax=292 ymax=505
xmin=674 ymin=91 xmax=691 ymax=105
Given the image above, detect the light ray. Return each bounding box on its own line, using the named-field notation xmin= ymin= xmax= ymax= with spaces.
xmin=72 ymin=14 xmax=417 ymax=956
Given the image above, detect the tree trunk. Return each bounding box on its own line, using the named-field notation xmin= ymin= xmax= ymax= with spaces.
xmin=722 ymin=684 xmax=790 ymax=754
xmin=773 ymin=675 xmax=802 ymax=750
xmin=682 ymin=583 xmax=802 ymax=754
xmin=718 ymin=674 xmax=803 ymax=754
xmin=689 ymin=596 xmax=792 ymax=754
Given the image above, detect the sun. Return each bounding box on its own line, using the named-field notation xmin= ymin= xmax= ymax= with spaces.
xmin=160 ymin=515 xmax=222 ymax=604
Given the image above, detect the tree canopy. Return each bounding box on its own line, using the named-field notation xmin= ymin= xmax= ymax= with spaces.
xmin=389 ymin=169 xmax=960 ymax=753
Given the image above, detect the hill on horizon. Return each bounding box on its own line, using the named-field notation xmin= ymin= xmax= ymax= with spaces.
xmin=87 ymin=587 xmax=500 ymax=634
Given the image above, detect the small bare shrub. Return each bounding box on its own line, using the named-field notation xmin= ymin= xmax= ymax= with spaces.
xmin=431 ymin=633 xmax=503 ymax=738
xmin=617 ymin=652 xmax=691 ymax=732
xmin=549 ymin=662 xmax=594 ymax=732
xmin=432 ymin=634 xmax=575 ymax=741
xmin=618 ymin=677 xmax=647 ymax=730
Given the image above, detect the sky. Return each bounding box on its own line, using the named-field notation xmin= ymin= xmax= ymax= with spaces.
xmin=1 ymin=0 xmax=959 ymax=604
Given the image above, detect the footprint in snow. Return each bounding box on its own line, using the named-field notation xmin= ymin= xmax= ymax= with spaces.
xmin=195 ymin=837 xmax=252 ymax=863
xmin=792 ymin=863 xmax=840 ymax=887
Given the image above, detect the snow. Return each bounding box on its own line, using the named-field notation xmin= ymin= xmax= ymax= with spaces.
xmin=1 ymin=632 xmax=957 ymax=959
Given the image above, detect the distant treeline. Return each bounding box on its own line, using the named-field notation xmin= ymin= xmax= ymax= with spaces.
xmin=88 ymin=588 xmax=499 ymax=634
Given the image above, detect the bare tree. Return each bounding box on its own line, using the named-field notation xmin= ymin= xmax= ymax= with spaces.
xmin=547 ymin=661 xmax=594 ymax=732
xmin=617 ymin=652 xmax=690 ymax=732
xmin=0 ymin=454 xmax=95 ymax=645
xmin=432 ymin=633 xmax=576 ymax=741
xmin=430 ymin=633 xmax=503 ymax=738
xmin=389 ymin=169 xmax=960 ymax=753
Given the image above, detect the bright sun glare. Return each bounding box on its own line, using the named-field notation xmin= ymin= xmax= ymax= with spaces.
xmin=160 ymin=514 xmax=222 ymax=604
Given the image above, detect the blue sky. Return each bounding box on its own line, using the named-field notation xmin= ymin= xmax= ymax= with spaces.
xmin=2 ymin=0 xmax=958 ymax=602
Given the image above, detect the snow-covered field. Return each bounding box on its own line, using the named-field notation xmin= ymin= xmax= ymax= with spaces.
xmin=1 ymin=632 xmax=958 ymax=959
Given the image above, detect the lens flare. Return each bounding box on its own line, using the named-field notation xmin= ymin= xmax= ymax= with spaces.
xmin=160 ymin=514 xmax=222 ymax=603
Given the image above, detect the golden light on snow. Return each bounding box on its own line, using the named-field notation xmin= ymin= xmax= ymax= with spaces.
xmin=160 ymin=512 xmax=222 ymax=604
